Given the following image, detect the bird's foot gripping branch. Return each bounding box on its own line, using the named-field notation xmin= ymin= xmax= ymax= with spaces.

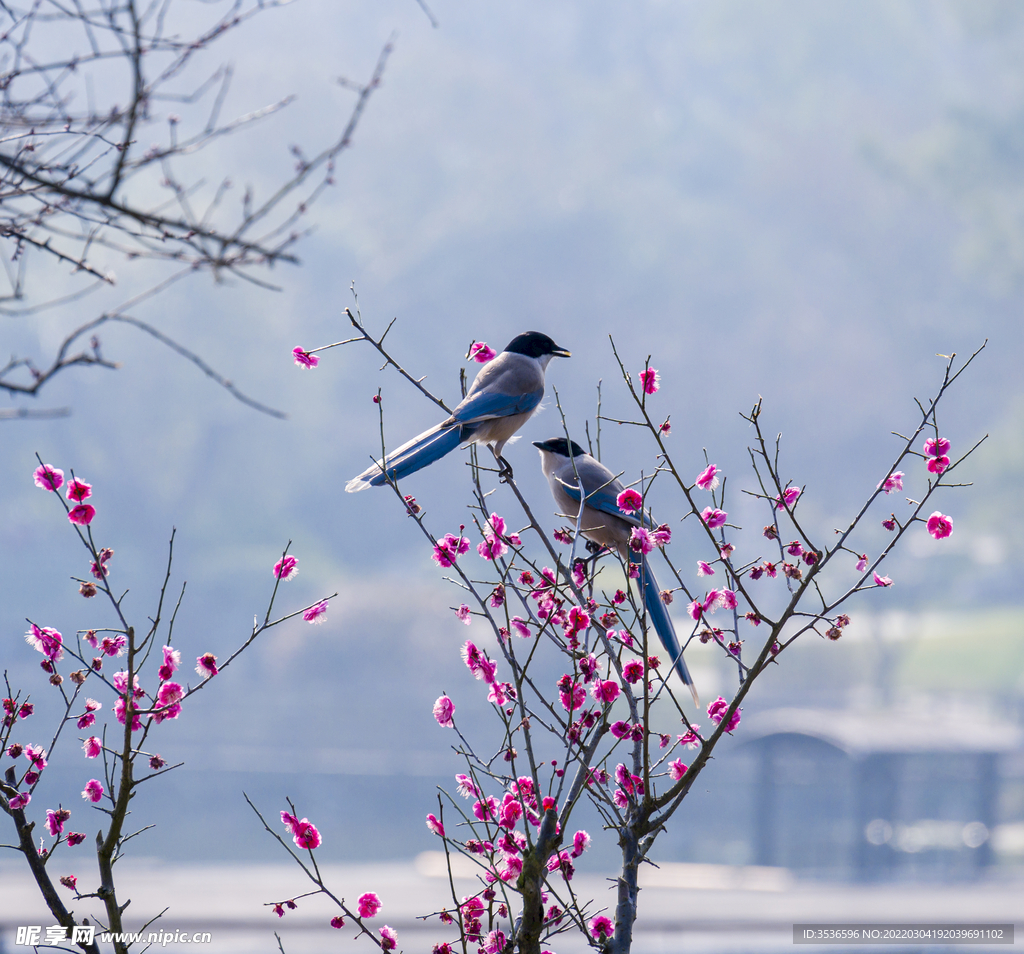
xmin=277 ymin=308 xmax=986 ymax=954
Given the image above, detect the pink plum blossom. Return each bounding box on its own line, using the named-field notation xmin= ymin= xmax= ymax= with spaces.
xmin=433 ymin=696 xmax=455 ymax=728
xmin=707 ymin=697 xmax=741 ymax=733
xmin=616 ymin=488 xmax=643 ymax=513
xmin=357 ymin=892 xmax=382 ymax=919
xmin=455 ymin=774 xmax=478 ymax=798
xmin=455 ymin=604 xmax=472 ymax=625
xmin=477 ymin=535 xmax=507 ymax=561
xmin=669 ymin=759 xmax=688 ymax=780
xmin=856 ymin=555 xmax=868 ymax=573
xmin=923 ymin=437 xmax=950 ymax=458
xmin=432 ymin=532 xmax=469 ymax=567
xmin=281 ymin=811 xmax=322 ymax=849
xmin=590 ymin=916 xmax=614 ymax=940
xmin=33 ymin=464 xmax=64 ymax=491
xmin=158 ymin=646 xmax=180 ymax=681
xmin=628 ymin=527 xmax=655 ymax=554
xmin=591 ymin=679 xmax=620 ymax=705
xmin=652 ymin=523 xmax=672 ymax=546
xmin=622 ymin=660 xmax=644 ymax=684
xmin=882 ymin=516 xmax=897 ymax=531
xmin=879 ymin=472 xmax=904 ymax=494
xmin=83 ymin=737 xmax=101 ymax=759
xmin=927 ymin=456 xmax=950 ymax=475
xmin=99 ymin=634 xmax=126 ymax=657
xmin=510 ymin=616 xmax=531 ymax=638
xmin=873 ymin=571 xmax=893 ymax=587
xmin=196 ymin=653 xmax=218 ymax=679
xmin=697 ymin=561 xmax=714 ymax=577
xmin=25 ymin=624 xmax=63 ymax=662
xmin=292 ymin=347 xmax=319 ymax=369
xmin=469 ymin=342 xmax=496 ymax=363
xmin=331 ymin=916 xmax=345 ymax=929
xmin=303 ymin=600 xmax=328 ymax=624
xmin=66 ymin=479 xmax=92 ymax=503
xmin=9 ymin=792 xmax=31 ymax=810
xmin=659 ymin=417 xmax=671 ymax=434
xmin=701 ymin=507 xmax=727 ymax=529
xmin=926 ymin=512 xmax=953 ymax=539
xmin=380 ymin=926 xmax=397 ymax=951
xmin=426 ymin=813 xmax=445 ymax=836
xmin=719 ymin=589 xmax=737 ymax=610
xmin=68 ymin=504 xmax=96 ymax=526
xmin=67 ymin=832 xmax=85 ymax=846
xmin=82 ymin=779 xmax=104 ymax=803
xmin=695 ymin=464 xmax=720 ymax=491
xmin=639 ymin=368 xmax=660 ymax=395
xmin=775 ymin=486 xmax=801 ymax=510
xmin=274 ymin=555 xmax=298 ymax=580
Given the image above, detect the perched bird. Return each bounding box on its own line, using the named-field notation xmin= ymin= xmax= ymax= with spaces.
xmin=533 ymin=437 xmax=698 ymax=705
xmin=346 ymin=332 xmax=571 ymax=493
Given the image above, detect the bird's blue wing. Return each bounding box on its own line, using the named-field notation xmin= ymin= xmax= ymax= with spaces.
xmin=452 ymin=386 xmax=543 ymax=425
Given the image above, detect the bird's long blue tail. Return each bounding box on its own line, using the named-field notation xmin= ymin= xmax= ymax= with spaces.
xmin=634 ymin=552 xmax=699 ymax=706
xmin=346 ymin=423 xmax=466 ymax=492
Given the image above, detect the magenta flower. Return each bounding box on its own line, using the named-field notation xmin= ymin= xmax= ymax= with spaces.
xmin=775 ymin=486 xmax=801 ymax=510
xmin=292 ymin=346 xmax=319 ymax=369
xmin=477 ymin=535 xmax=507 ymax=561
xmin=331 ymin=916 xmax=345 ymax=929
xmin=281 ymin=812 xmax=322 ymax=849
xmin=591 ymin=679 xmax=620 ymax=705
xmin=707 ymin=696 xmax=740 ymax=733
xmin=195 ymin=653 xmax=219 ymax=679
xmin=432 ymin=532 xmax=470 ymax=567
xmin=926 ymin=511 xmax=953 ymax=539
xmin=510 ymin=616 xmax=531 ymax=638
xmin=455 ymin=604 xmax=472 ymax=626
xmin=628 ymin=527 xmax=655 ymax=554
xmin=357 ymin=892 xmax=382 ymax=919
xmin=380 ymin=926 xmax=397 ymax=951
xmin=616 ymin=488 xmax=643 ymax=513
xmin=99 ymin=634 xmax=126 ymax=657
xmin=882 ymin=516 xmax=896 ymax=531
xmin=652 ymin=523 xmax=672 ymax=546
xmin=659 ymin=417 xmax=672 ymax=434
xmin=927 ymin=455 xmax=950 ymax=475
xmin=303 ymin=600 xmax=328 ymax=624
xmin=590 ymin=915 xmax=614 ymax=940
xmin=425 ymin=813 xmax=445 ymax=836
xmin=873 ymin=571 xmax=893 ymax=587
xmin=622 ymin=660 xmax=644 ymax=684
xmin=879 ymin=471 xmax=904 ymax=494
xmin=923 ymin=437 xmax=950 ymax=458
xmin=273 ymin=555 xmax=298 ymax=580
xmin=557 ymin=676 xmax=586 ymax=712
xmin=68 ymin=504 xmax=96 ymax=526
xmin=9 ymin=792 xmax=31 ymax=810
xmin=639 ymin=368 xmax=660 ymax=395
xmin=469 ymin=341 xmax=497 ymax=363
xmin=695 ymin=464 xmax=719 ymax=491
xmin=669 ymin=759 xmax=688 ymax=780
xmin=157 ymin=681 xmax=183 ymax=708
xmin=66 ymin=479 xmax=92 ymax=503
xmin=33 ymin=464 xmax=65 ymax=492
xmin=158 ymin=645 xmax=180 ymax=681
xmin=25 ymin=624 xmax=64 ymax=662
xmin=24 ymin=744 xmax=48 ymax=771
xmin=455 ymin=774 xmax=478 ymax=798
xmin=697 ymin=561 xmax=714 ymax=577
xmin=66 ymin=832 xmax=85 ymax=846
xmin=701 ymin=507 xmax=727 ymax=529
xmin=856 ymin=555 xmax=868 ymax=573
xmin=433 ymin=695 xmax=455 ymax=728
xmin=83 ymin=737 xmax=101 ymax=759
xmin=719 ymin=589 xmax=737 ymax=610
xmin=82 ymin=779 xmax=104 ymax=803
xmin=45 ymin=808 xmax=70 ymax=836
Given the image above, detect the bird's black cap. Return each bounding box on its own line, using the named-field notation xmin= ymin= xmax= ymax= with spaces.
xmin=532 ymin=437 xmax=588 ymax=458
xmin=504 ymin=331 xmax=571 ymax=359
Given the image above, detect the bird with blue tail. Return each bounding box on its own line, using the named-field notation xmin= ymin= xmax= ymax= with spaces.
xmin=346 ymin=332 xmax=571 ymax=493
xmin=533 ymin=437 xmax=699 ymax=706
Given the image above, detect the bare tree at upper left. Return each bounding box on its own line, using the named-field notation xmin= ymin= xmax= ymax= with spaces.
xmin=0 ymin=0 xmax=391 ymax=419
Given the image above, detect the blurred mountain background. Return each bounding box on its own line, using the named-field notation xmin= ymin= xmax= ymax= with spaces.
xmin=2 ymin=0 xmax=1023 ymax=873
